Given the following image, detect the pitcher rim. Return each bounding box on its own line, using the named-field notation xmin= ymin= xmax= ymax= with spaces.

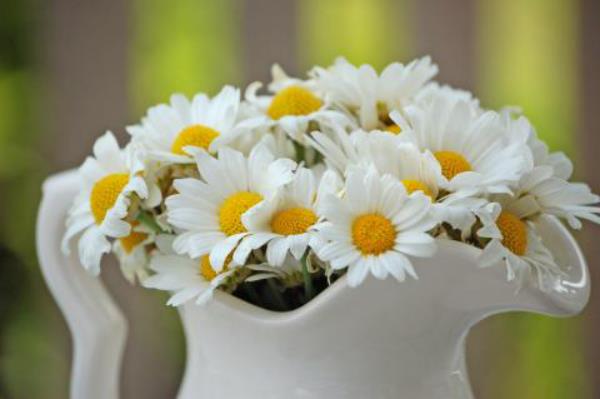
xmin=188 ymin=215 xmax=586 ymax=322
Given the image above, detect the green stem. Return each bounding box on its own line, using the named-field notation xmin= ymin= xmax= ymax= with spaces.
xmin=301 ymin=252 xmax=314 ymax=301
xmin=293 ymin=141 xmax=306 ymax=163
xmin=136 ymin=211 xmax=164 ymax=234
xmin=267 ymin=279 xmax=288 ymax=311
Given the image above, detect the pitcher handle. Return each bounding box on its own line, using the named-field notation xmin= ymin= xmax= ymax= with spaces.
xmin=36 ymin=170 xmax=127 ymax=399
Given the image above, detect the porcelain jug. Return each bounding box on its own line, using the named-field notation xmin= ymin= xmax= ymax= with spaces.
xmin=36 ymin=171 xmax=590 ymax=399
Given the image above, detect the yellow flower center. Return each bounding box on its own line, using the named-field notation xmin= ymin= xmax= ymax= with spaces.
xmin=90 ymin=173 xmax=130 ymax=224
xmin=434 ymin=151 xmax=472 ymax=180
xmin=496 ymin=211 xmax=528 ymax=256
xmin=218 ymin=191 xmax=263 ymax=236
xmin=385 ymin=124 xmax=402 ymax=134
xmin=352 ymin=213 xmax=396 ymax=255
xmin=171 ymin=124 xmax=220 ymax=155
xmin=401 ymin=179 xmax=433 ymax=198
xmin=199 ymin=254 xmax=230 ymax=281
xmin=267 ymin=85 xmax=323 ymax=120
xmin=119 ymin=230 xmax=148 ymax=253
xmin=271 ymin=207 xmax=318 ymax=235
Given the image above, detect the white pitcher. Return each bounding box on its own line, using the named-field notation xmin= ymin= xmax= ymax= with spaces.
xmin=37 ymin=171 xmax=590 ymax=399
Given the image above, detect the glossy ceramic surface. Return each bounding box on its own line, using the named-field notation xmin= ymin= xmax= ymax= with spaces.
xmin=37 ymin=171 xmax=590 ymax=399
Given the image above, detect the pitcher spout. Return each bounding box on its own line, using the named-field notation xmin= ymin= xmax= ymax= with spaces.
xmin=439 ymin=215 xmax=590 ymax=330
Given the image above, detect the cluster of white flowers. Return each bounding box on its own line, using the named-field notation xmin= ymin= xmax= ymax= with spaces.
xmin=62 ymin=57 xmax=600 ymax=308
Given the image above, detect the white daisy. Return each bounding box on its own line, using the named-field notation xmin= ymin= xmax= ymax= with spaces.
xmin=390 ymin=92 xmax=531 ymax=195
xmin=476 ymin=202 xmax=562 ymax=290
xmin=316 ymin=168 xmax=437 ymax=287
xmin=310 ymin=56 xmax=438 ymax=130
xmin=61 ymin=131 xmax=149 ymax=275
xmin=245 ymin=64 xmax=352 ymax=143
xmin=506 ymin=119 xmax=600 ymax=229
xmin=237 ymin=167 xmax=342 ymax=266
xmin=414 ymin=82 xmax=480 ymax=110
xmin=112 ymin=222 xmax=154 ymax=284
xmin=166 ymin=145 xmax=296 ymax=271
xmin=308 ymin=128 xmax=443 ymax=197
xmin=143 ymin=236 xmax=236 ymax=306
xmin=127 ymin=86 xmax=265 ymax=164
xmin=307 ymin=127 xmax=488 ymax=236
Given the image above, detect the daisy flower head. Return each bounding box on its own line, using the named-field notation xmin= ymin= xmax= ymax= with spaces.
xmin=245 ymin=64 xmax=352 ymax=143
xmin=476 ymin=202 xmax=563 ymax=290
xmin=308 ymin=128 xmax=443 ymax=198
xmin=363 ymin=133 xmax=488 ymax=236
xmin=112 ymin=221 xmax=154 ymax=284
xmin=390 ymin=92 xmax=531 ymax=196
xmin=310 ymin=56 xmax=438 ymax=131
xmin=166 ymin=145 xmax=296 ymax=271
xmin=143 ymin=235 xmax=238 ymax=306
xmin=237 ymin=167 xmax=343 ymax=266
xmin=61 ymin=131 xmax=149 ymax=275
xmin=316 ymin=168 xmax=437 ymax=287
xmin=359 ymin=136 xmax=444 ymax=200
xmin=506 ymin=120 xmax=600 ymax=229
xmin=414 ymin=82 xmax=480 ymax=110
xmin=307 ymin=127 xmax=488 ymax=237
xmin=127 ymin=85 xmax=264 ymax=164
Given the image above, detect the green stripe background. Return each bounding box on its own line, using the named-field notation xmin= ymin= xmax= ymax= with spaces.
xmin=0 ymin=0 xmax=590 ymax=397
xmin=477 ymin=0 xmax=588 ymax=397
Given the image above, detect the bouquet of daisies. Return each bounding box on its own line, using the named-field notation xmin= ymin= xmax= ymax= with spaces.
xmin=61 ymin=57 xmax=600 ymax=310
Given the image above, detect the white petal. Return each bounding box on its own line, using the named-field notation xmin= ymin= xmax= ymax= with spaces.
xmin=168 ymin=286 xmax=206 ymax=307
xmin=210 ymin=233 xmax=246 ymax=271
xmin=173 ymin=232 xmax=223 ymax=258
xmin=234 ymin=232 xmax=277 ymax=264
xmin=478 ymin=239 xmax=505 ymax=268
xmin=62 ymin=213 xmax=94 ymax=255
xmin=347 ymin=260 xmax=369 ymax=287
xmin=287 ymin=234 xmax=309 ymax=259
xmin=93 ymin=131 xmax=124 ymax=171
xmin=78 ymin=226 xmax=111 ymax=275
xmin=370 ymin=257 xmax=388 ymax=280
xmin=266 ymin=237 xmax=290 ymax=266
xmin=380 ymin=252 xmax=407 ymax=282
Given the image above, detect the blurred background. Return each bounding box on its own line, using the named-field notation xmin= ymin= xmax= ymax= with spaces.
xmin=1 ymin=0 xmax=599 ymax=397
